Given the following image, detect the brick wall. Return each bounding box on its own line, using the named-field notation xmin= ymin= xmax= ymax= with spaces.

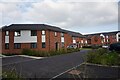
xmin=2 ymin=30 xmax=73 ymax=54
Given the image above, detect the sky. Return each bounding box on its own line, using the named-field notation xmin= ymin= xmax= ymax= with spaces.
xmin=0 ymin=0 xmax=119 ymax=34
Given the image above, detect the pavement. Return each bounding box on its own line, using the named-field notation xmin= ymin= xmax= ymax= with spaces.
xmin=2 ymin=50 xmax=89 ymax=78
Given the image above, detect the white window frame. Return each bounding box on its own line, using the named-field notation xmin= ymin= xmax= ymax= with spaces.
xmin=42 ymin=30 xmax=45 ymax=35
xmin=14 ymin=31 xmax=21 ymax=37
xmin=5 ymin=31 xmax=9 ymax=36
xmin=55 ymin=32 xmax=57 ymax=36
xmin=42 ymin=35 xmax=45 ymax=42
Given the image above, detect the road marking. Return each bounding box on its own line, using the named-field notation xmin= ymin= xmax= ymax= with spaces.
xmin=49 ymin=62 xmax=85 ymax=80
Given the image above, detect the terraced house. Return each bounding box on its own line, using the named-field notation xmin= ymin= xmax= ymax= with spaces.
xmin=85 ymin=31 xmax=120 ymax=46
xmin=1 ymin=24 xmax=86 ymax=54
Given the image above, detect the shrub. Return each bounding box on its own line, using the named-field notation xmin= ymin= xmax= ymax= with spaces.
xmin=86 ymin=49 xmax=120 ymax=66
xmin=67 ymin=48 xmax=80 ymax=53
xmin=22 ymin=49 xmax=49 ymax=57
xmin=82 ymin=46 xmax=92 ymax=48
xmin=22 ymin=48 xmax=80 ymax=57
xmin=2 ymin=53 xmax=18 ymax=56
xmin=2 ymin=70 xmax=22 ymax=80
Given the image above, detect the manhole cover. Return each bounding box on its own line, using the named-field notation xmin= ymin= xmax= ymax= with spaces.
xmin=68 ymin=70 xmax=81 ymax=75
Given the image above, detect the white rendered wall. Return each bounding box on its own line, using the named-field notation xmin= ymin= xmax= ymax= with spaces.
xmin=5 ymin=36 xmax=9 ymax=43
xmin=116 ymin=32 xmax=120 ymax=42
xmin=14 ymin=30 xmax=37 ymax=43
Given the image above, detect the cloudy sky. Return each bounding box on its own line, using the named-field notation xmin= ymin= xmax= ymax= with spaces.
xmin=0 ymin=0 xmax=119 ymax=34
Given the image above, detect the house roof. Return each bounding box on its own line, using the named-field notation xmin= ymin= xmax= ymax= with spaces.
xmin=2 ymin=24 xmax=66 ymax=32
xmin=63 ymin=30 xmax=86 ymax=38
xmin=84 ymin=31 xmax=120 ymax=38
xmin=1 ymin=24 xmax=85 ymax=38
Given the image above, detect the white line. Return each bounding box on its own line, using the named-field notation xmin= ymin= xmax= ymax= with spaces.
xmin=49 ymin=62 xmax=85 ymax=80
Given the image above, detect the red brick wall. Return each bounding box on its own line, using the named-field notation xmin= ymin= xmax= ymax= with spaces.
xmin=2 ymin=30 xmax=73 ymax=54
xmin=91 ymin=35 xmax=102 ymax=45
xmin=87 ymin=34 xmax=118 ymax=46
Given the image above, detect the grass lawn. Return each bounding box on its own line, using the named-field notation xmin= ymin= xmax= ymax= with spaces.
xmin=80 ymin=48 xmax=92 ymax=50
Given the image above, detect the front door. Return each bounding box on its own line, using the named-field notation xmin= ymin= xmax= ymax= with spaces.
xmin=55 ymin=42 xmax=59 ymax=50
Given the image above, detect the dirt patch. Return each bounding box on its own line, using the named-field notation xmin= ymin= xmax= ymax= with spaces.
xmin=68 ymin=70 xmax=81 ymax=75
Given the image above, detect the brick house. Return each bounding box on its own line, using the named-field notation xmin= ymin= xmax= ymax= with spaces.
xmin=1 ymin=24 xmax=86 ymax=54
xmin=84 ymin=31 xmax=120 ymax=46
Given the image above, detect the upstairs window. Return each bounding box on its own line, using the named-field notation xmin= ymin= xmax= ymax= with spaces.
xmin=61 ymin=33 xmax=64 ymax=37
xmin=14 ymin=43 xmax=21 ymax=49
xmin=42 ymin=30 xmax=45 ymax=35
xmin=31 ymin=43 xmax=37 ymax=48
xmin=14 ymin=31 xmax=21 ymax=37
xmin=119 ymin=35 xmax=120 ymax=37
xmin=55 ymin=32 xmax=57 ymax=37
xmin=5 ymin=43 xmax=9 ymax=49
xmin=31 ymin=30 xmax=37 ymax=36
xmin=5 ymin=31 xmax=9 ymax=36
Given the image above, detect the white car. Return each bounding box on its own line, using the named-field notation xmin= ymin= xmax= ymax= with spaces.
xmin=102 ymin=45 xmax=109 ymax=48
xmin=67 ymin=44 xmax=77 ymax=49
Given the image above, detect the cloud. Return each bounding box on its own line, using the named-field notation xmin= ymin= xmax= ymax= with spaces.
xmin=0 ymin=0 xmax=118 ymax=33
xmin=23 ymin=1 xmax=118 ymax=29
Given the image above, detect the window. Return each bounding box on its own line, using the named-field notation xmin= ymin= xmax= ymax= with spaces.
xmin=61 ymin=37 xmax=64 ymax=42
xmin=72 ymin=37 xmax=76 ymax=40
xmin=61 ymin=33 xmax=64 ymax=37
xmin=14 ymin=31 xmax=21 ymax=36
xmin=5 ymin=31 xmax=9 ymax=36
xmin=31 ymin=30 xmax=37 ymax=36
xmin=42 ymin=35 xmax=45 ymax=42
xmin=61 ymin=42 xmax=64 ymax=48
xmin=42 ymin=42 xmax=46 ymax=48
xmin=14 ymin=43 xmax=21 ymax=49
xmin=42 ymin=30 xmax=45 ymax=35
xmin=31 ymin=43 xmax=37 ymax=48
xmin=106 ymin=35 xmax=109 ymax=38
xmin=119 ymin=35 xmax=120 ymax=37
xmin=55 ymin=32 xmax=57 ymax=37
xmin=5 ymin=43 xmax=9 ymax=49
xmin=81 ymin=40 xmax=83 ymax=43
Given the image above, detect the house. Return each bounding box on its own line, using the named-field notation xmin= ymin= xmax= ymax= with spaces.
xmin=1 ymin=24 xmax=86 ymax=54
xmin=84 ymin=31 xmax=120 ymax=46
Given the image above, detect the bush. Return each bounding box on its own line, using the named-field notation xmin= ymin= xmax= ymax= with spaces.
xmin=2 ymin=70 xmax=22 ymax=80
xmin=67 ymin=48 xmax=80 ymax=53
xmin=22 ymin=48 xmax=80 ymax=57
xmin=82 ymin=46 xmax=92 ymax=48
xmin=22 ymin=49 xmax=49 ymax=57
xmin=2 ymin=53 xmax=18 ymax=56
xmin=86 ymin=49 xmax=120 ymax=66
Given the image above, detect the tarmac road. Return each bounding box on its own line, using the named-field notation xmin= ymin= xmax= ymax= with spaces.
xmin=2 ymin=50 xmax=89 ymax=79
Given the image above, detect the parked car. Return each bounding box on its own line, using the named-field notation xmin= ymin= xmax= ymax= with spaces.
xmin=102 ymin=45 xmax=109 ymax=49
xmin=67 ymin=44 xmax=77 ymax=49
xmin=109 ymin=42 xmax=120 ymax=51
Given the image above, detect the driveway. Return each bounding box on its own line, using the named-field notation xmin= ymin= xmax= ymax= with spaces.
xmin=2 ymin=50 xmax=89 ymax=78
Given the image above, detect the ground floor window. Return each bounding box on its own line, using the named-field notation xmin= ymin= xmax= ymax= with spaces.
xmin=61 ymin=42 xmax=64 ymax=48
xmin=42 ymin=42 xmax=46 ymax=48
xmin=14 ymin=43 xmax=21 ymax=49
xmin=5 ymin=43 xmax=9 ymax=49
xmin=31 ymin=43 xmax=37 ymax=48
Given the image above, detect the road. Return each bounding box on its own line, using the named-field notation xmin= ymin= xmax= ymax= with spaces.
xmin=2 ymin=50 xmax=89 ymax=78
